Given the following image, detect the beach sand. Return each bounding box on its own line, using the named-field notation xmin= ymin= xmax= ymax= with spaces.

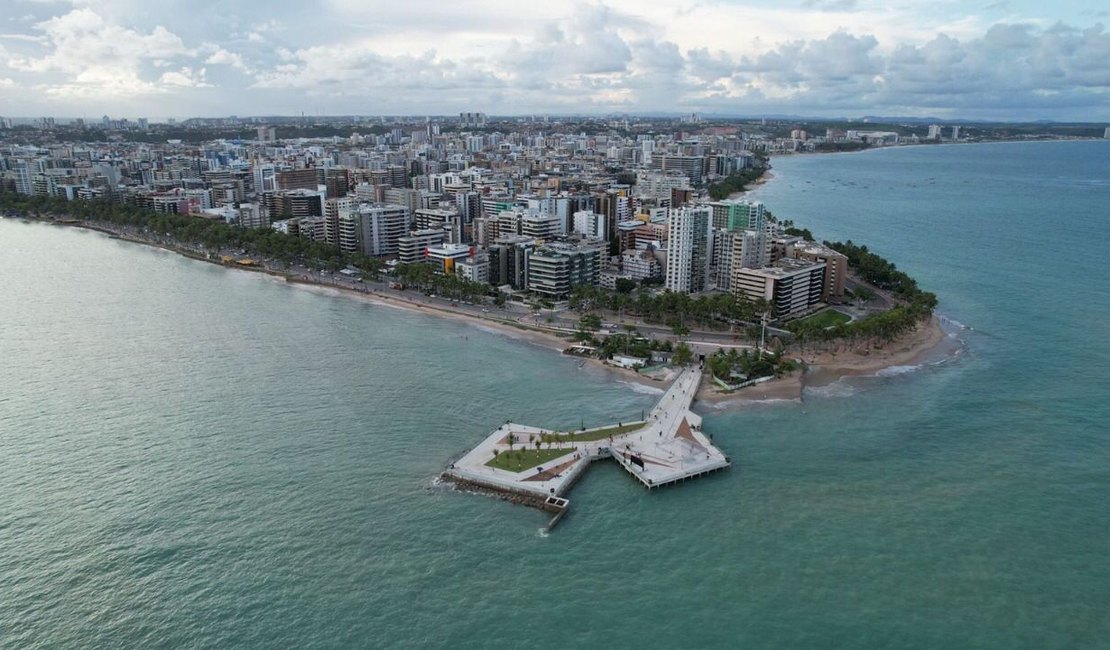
xmin=693 ymin=316 xmax=954 ymax=406
xmin=61 ymin=217 xmax=953 ymax=412
xmin=727 ymin=170 xmax=776 ymax=200
xmin=798 ymin=316 xmax=950 ymax=387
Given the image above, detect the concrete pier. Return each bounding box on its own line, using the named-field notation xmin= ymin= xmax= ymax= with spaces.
xmin=442 ymin=366 xmax=730 ymax=527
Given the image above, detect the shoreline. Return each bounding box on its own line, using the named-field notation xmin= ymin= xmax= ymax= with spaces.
xmin=12 ymin=216 xmax=955 ymax=411
xmin=768 ymin=136 xmax=1106 ymax=161
xmin=728 ymin=169 xmax=775 ymax=200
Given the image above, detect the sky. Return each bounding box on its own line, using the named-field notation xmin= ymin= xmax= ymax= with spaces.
xmin=0 ymin=0 xmax=1108 ymax=121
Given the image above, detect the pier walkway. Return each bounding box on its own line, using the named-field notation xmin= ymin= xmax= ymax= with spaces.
xmin=442 ymin=367 xmax=730 ymax=525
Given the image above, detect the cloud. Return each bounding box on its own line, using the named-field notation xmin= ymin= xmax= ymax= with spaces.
xmin=8 ymin=9 xmax=190 ymax=74
xmin=205 ymin=47 xmax=249 ymax=72
xmin=6 ymin=8 xmax=198 ymax=98
xmin=159 ymin=66 xmax=210 ymax=88
xmin=0 ymin=2 xmax=1108 ymax=119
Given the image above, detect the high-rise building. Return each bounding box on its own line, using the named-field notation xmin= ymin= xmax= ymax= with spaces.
xmin=709 ymin=200 xmax=765 ymax=232
xmin=572 ymin=210 xmax=608 ymax=240
xmin=651 ymin=153 xmax=706 ymax=185
xmin=733 ymin=258 xmax=826 ymax=318
xmin=459 ymin=112 xmax=487 ymax=128
xmin=621 ymin=249 xmax=662 ymax=281
xmin=415 ymin=208 xmax=462 ymax=242
xmin=398 ymin=229 xmax=447 ymax=265
xmin=355 ymin=203 xmax=411 ymax=257
xmin=324 ymin=197 xmax=354 ymax=247
xmin=238 ymin=202 xmax=267 ymax=229
xmin=521 ymin=212 xmax=561 ymax=240
xmin=455 ymin=253 xmax=490 ymax=284
xmin=788 ymin=242 xmax=848 ymax=301
xmin=526 ymin=240 xmax=605 ymax=299
xmin=325 ymin=168 xmax=350 ymax=199
xmin=12 ymin=160 xmax=33 ymax=195
xmin=733 ymin=229 xmax=770 ymax=270
xmin=635 ymin=171 xmax=690 ymax=200
xmin=277 ymin=168 xmax=320 ymax=191
xmin=337 ymin=213 xmax=360 ymax=253
xmin=298 ymin=215 xmax=328 ymax=242
xmin=488 ymin=236 xmax=535 ymax=289
xmin=252 ymin=163 xmax=277 ymax=195
xmin=261 ymin=189 xmax=324 ymax=221
xmin=664 ymin=206 xmax=712 ymax=294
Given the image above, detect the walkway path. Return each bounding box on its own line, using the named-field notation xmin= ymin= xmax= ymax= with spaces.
xmin=442 ymin=366 xmax=730 ymax=521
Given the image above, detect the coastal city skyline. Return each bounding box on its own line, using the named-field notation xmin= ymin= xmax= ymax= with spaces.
xmin=1 ymin=1 xmax=1109 ymax=120
xmin=3 ymin=2 xmax=1110 ymax=647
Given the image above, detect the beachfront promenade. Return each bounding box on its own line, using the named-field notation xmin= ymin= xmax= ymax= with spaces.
xmin=443 ymin=367 xmax=730 ymax=525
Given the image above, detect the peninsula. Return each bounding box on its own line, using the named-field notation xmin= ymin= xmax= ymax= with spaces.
xmin=2 ymin=114 xmax=950 ymax=410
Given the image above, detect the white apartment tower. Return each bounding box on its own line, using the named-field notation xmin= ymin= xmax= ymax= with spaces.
xmin=572 ymin=210 xmax=608 ymax=240
xmin=664 ymin=205 xmax=712 ymax=294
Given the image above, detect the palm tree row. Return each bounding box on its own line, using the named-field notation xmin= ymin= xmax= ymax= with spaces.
xmin=569 ymin=284 xmax=771 ymax=331
xmin=1 ymin=192 xmax=373 ymax=273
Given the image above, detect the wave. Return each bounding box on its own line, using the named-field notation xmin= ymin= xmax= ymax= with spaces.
xmin=710 ymin=397 xmax=801 ymax=410
xmin=470 ymin=324 xmax=524 ymax=339
xmin=804 ymin=380 xmax=858 ymax=398
xmin=618 ymin=381 xmax=665 ymax=396
xmin=938 ymin=314 xmax=969 ymax=331
xmin=873 ymin=364 xmax=924 ymax=377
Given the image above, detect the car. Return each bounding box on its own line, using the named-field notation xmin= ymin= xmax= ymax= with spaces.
xmin=481 ymin=308 xmax=490 ymax=313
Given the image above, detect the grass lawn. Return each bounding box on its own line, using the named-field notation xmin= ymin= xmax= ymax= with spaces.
xmin=486 ymin=447 xmax=575 ymax=472
xmin=541 ymin=421 xmax=646 ymax=444
xmin=796 ymin=309 xmax=852 ymax=328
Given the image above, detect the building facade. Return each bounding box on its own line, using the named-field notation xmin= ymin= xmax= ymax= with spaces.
xmin=664 ymin=205 xmax=712 ymax=294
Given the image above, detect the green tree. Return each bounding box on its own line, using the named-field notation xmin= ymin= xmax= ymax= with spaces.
xmin=614 ymin=277 xmax=638 ymax=293
xmin=672 ymin=342 xmax=694 ymax=366
xmin=578 ymin=313 xmax=602 ymax=331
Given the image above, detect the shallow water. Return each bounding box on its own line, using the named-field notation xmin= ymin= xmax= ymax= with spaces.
xmin=2 ymin=140 xmax=1108 ymax=648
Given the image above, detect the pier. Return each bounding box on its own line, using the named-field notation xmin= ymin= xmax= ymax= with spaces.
xmin=442 ymin=366 xmax=730 ymax=529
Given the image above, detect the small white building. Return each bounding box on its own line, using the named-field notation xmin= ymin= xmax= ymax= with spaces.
xmin=611 ymin=355 xmax=649 ymax=369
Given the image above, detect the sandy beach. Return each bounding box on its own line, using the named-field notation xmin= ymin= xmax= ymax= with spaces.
xmin=797 ymin=316 xmax=952 ymax=387
xmin=342 ymin=278 xmax=955 ymax=409
xmin=52 ymin=216 xmax=953 ymax=411
xmin=728 ymin=170 xmax=775 ymax=200
xmin=692 ymin=316 xmax=955 ymax=407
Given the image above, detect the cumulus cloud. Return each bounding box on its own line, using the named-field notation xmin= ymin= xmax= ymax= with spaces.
xmin=159 ymin=66 xmax=210 ymax=88
xmin=205 ymin=47 xmax=249 ymax=73
xmin=5 ymin=8 xmax=201 ymax=98
xmin=8 ymin=9 xmax=189 ymax=74
xmin=1 ymin=2 xmax=1108 ymax=119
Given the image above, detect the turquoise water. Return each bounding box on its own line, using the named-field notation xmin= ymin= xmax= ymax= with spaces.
xmin=2 ymin=140 xmax=1109 ymax=648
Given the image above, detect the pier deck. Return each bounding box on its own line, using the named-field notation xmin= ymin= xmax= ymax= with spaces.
xmin=443 ymin=367 xmax=730 ymax=524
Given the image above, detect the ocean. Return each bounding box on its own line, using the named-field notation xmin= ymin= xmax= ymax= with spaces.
xmin=2 ymin=140 xmax=1108 ymax=648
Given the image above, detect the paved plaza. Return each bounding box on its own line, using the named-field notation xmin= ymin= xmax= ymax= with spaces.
xmin=443 ymin=366 xmax=731 ymax=517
